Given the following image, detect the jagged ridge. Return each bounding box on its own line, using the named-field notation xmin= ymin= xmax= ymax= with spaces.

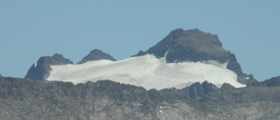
xmin=1 ymin=76 xmax=280 ymax=120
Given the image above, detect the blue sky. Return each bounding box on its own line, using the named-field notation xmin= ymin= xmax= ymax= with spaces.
xmin=0 ymin=1 xmax=279 ymax=81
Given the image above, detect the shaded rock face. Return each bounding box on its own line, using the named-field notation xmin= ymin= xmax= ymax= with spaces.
xmin=220 ymin=83 xmax=236 ymax=91
xmin=1 ymin=77 xmax=280 ymax=120
xmin=160 ymin=81 xmax=218 ymax=100
xmin=77 ymin=49 xmax=116 ymax=64
xmin=24 ymin=54 xmax=73 ymax=80
xmin=134 ymin=28 xmax=256 ymax=85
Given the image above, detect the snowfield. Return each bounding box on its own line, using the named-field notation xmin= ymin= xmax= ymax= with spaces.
xmin=47 ymin=54 xmax=246 ymax=90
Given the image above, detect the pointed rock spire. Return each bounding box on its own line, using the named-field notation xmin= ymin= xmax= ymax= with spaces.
xmin=77 ymin=49 xmax=116 ymax=64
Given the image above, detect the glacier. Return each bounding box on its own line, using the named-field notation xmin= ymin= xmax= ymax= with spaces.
xmin=47 ymin=53 xmax=246 ymax=90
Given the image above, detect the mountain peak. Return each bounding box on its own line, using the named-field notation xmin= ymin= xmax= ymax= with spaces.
xmin=134 ymin=28 xmax=226 ymax=61
xmin=168 ymin=28 xmax=184 ymax=36
xmin=77 ymin=49 xmax=116 ymax=64
xmin=134 ymin=28 xmax=256 ymax=85
xmin=52 ymin=53 xmax=64 ymax=58
xmin=166 ymin=28 xmax=223 ymax=55
xmin=24 ymin=53 xmax=73 ymax=80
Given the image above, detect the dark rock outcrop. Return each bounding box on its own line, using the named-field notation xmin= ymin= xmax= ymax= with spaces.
xmin=77 ymin=49 xmax=116 ymax=64
xmin=189 ymin=82 xmax=205 ymax=99
xmin=24 ymin=54 xmax=73 ymax=80
xmin=250 ymin=76 xmax=280 ymax=87
xmin=133 ymin=28 xmax=256 ymax=85
xmin=201 ymin=81 xmax=219 ymax=94
xmin=221 ymin=83 xmax=236 ymax=91
xmin=160 ymin=81 xmax=218 ymax=100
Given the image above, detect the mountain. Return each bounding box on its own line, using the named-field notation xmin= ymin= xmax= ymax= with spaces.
xmin=25 ymin=28 xmax=254 ymax=90
xmin=77 ymin=49 xmax=116 ymax=64
xmin=25 ymin=54 xmax=73 ymax=80
xmin=133 ymin=28 xmax=256 ymax=85
xmin=4 ymin=28 xmax=280 ymax=119
xmin=1 ymin=76 xmax=280 ymax=120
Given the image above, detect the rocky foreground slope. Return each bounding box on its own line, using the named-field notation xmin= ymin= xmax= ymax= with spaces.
xmin=1 ymin=76 xmax=280 ymax=120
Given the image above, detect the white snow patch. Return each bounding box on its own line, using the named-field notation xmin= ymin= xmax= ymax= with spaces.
xmin=47 ymin=54 xmax=245 ymax=90
xmin=201 ymin=60 xmax=229 ymax=69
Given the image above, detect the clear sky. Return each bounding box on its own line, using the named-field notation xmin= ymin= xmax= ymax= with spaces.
xmin=1 ymin=1 xmax=279 ymax=81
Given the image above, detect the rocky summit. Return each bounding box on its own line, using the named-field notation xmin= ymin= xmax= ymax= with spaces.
xmin=25 ymin=54 xmax=73 ymax=80
xmin=134 ymin=28 xmax=256 ymax=85
xmin=77 ymin=49 xmax=116 ymax=64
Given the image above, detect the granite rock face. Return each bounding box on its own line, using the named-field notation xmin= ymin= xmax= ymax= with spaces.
xmin=134 ymin=28 xmax=256 ymax=85
xmin=77 ymin=49 xmax=116 ymax=64
xmin=24 ymin=54 xmax=73 ymax=80
xmin=1 ymin=76 xmax=280 ymax=120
